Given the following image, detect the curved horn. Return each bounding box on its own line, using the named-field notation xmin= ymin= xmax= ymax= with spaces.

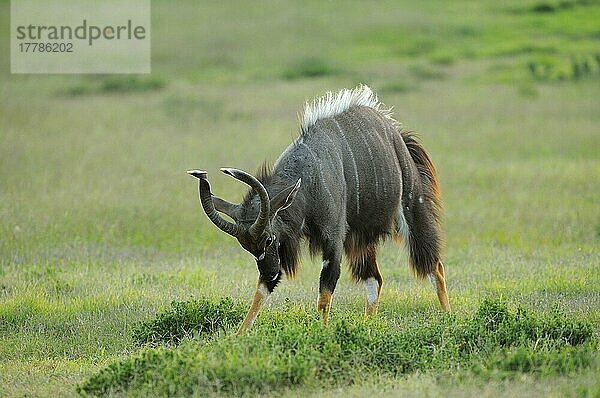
xmin=213 ymin=196 xmax=242 ymax=221
xmin=220 ymin=168 xmax=270 ymax=237
xmin=186 ymin=169 xmax=244 ymax=238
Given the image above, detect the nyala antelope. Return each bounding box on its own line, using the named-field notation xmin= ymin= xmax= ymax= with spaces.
xmin=188 ymin=85 xmax=450 ymax=335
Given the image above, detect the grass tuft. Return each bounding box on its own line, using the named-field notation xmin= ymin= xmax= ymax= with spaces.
xmin=379 ymin=81 xmax=418 ymax=94
xmin=527 ymin=54 xmax=600 ymax=81
xmin=528 ymin=0 xmax=595 ymax=14
xmin=409 ymin=64 xmax=446 ymax=80
xmin=283 ymin=57 xmax=341 ymax=80
xmin=59 ymin=76 xmax=165 ymax=96
xmin=78 ymin=298 xmax=597 ymax=397
xmin=99 ymin=76 xmax=165 ymax=93
xmin=132 ymin=297 xmax=246 ymax=346
xmin=531 ymin=2 xmax=558 ymax=13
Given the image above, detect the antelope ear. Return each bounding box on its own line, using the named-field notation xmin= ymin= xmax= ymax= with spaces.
xmin=213 ymin=196 xmax=242 ymax=222
xmin=270 ymin=179 xmax=301 ymax=218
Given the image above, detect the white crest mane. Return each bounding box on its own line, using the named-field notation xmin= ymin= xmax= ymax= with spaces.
xmin=300 ymin=84 xmax=398 ymax=131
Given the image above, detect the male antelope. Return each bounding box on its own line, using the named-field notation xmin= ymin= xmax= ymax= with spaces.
xmin=188 ymin=85 xmax=450 ymax=335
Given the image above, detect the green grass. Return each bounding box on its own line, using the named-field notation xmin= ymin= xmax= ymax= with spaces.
xmin=283 ymin=57 xmax=341 ymax=80
xmin=132 ymin=297 xmax=246 ymax=346
xmin=78 ymin=298 xmax=597 ymax=396
xmin=1 ymin=0 xmax=599 ymax=397
xmin=59 ymin=76 xmax=166 ymax=96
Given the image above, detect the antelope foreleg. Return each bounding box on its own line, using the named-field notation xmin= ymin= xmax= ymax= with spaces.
xmin=317 ymin=290 xmax=333 ymax=324
xmin=236 ymin=282 xmax=269 ymax=336
xmin=317 ymin=248 xmax=341 ymax=325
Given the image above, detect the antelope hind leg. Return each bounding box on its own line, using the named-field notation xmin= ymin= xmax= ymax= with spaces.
xmin=347 ymin=245 xmax=382 ymax=316
xmin=236 ymin=281 xmax=270 ymax=336
xmin=364 ymin=277 xmax=381 ymax=315
xmin=430 ymin=261 xmax=450 ymax=312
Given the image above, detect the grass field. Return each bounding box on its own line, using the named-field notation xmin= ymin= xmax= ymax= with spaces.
xmin=1 ymin=0 xmax=599 ymax=396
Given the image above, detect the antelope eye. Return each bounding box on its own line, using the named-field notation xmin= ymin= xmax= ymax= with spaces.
xmin=265 ymin=235 xmax=275 ymax=247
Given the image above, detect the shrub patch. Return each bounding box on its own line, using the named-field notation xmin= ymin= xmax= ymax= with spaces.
xmin=132 ymin=297 xmax=246 ymax=346
xmin=79 ymin=298 xmax=597 ymax=396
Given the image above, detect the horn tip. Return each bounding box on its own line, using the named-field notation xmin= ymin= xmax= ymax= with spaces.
xmin=220 ymin=167 xmax=237 ymax=177
xmin=186 ymin=169 xmax=207 ymax=179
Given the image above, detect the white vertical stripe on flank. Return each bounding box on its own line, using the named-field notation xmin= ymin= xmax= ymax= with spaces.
xmin=299 ymin=142 xmax=334 ymax=202
xmin=333 ymin=119 xmax=360 ymax=214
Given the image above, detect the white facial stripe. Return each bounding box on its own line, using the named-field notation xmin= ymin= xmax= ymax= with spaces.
xmin=270 ymin=271 xmax=280 ymax=281
xmin=365 ymin=277 xmax=379 ymax=305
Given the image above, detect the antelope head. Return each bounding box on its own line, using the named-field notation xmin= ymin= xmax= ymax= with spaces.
xmin=187 ymin=168 xmax=300 ymax=334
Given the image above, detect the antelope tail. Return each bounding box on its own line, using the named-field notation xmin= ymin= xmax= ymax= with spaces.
xmin=400 ymin=131 xmax=444 ymax=279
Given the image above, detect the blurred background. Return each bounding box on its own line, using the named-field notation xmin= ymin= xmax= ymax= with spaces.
xmin=1 ymin=1 xmax=598 ymax=254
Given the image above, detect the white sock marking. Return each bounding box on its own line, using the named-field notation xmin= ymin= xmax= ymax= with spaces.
xmin=365 ymin=277 xmax=379 ymax=305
